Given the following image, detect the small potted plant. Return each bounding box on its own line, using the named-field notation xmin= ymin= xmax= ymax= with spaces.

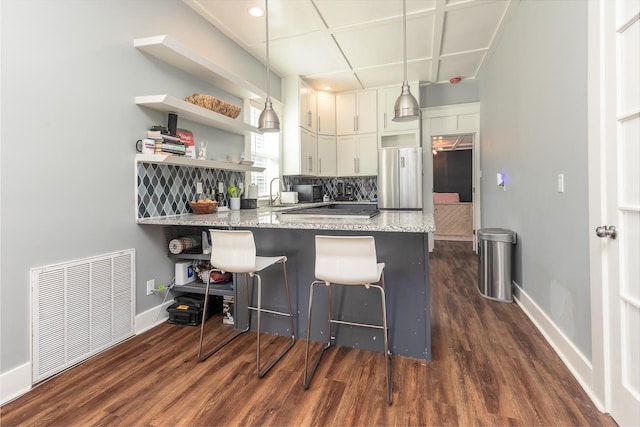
xmin=228 ymin=186 xmax=242 ymax=210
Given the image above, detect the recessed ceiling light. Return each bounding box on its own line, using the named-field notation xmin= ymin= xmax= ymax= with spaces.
xmin=323 ymin=86 xmax=332 ymax=91
xmin=248 ymin=7 xmax=264 ymax=17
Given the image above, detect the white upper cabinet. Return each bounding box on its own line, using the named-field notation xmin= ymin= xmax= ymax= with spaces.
xmin=378 ymin=83 xmax=420 ymax=134
xmin=300 ymin=128 xmax=318 ymax=175
xmin=317 ymin=92 xmax=336 ymax=135
xmin=317 ymin=135 xmax=337 ymax=177
xmin=299 ymin=80 xmax=317 ymax=132
xmin=337 ymin=133 xmax=377 ymax=176
xmin=283 ymin=77 xmax=319 ymax=175
xmin=336 ymin=90 xmax=377 ymax=135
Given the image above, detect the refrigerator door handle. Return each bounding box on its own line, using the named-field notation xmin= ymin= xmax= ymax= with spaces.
xmin=400 ymin=156 xmax=405 ymax=168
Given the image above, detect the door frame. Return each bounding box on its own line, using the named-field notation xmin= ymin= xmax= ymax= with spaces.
xmin=587 ymin=0 xmax=640 ymax=416
xmin=422 ymin=102 xmax=481 ymax=252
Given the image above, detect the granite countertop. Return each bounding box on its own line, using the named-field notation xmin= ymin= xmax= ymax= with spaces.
xmin=137 ymin=202 xmax=435 ymax=233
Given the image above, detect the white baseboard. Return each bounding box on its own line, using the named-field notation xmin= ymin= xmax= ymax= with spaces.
xmin=134 ymin=300 xmax=173 ymax=335
xmin=513 ymin=283 xmax=605 ymax=412
xmin=0 ymin=362 xmax=31 ymax=405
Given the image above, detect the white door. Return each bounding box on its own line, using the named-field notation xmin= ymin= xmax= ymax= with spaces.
xmin=591 ymin=0 xmax=640 ymax=425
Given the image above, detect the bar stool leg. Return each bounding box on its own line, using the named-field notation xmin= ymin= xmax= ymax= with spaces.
xmin=254 ymin=260 xmax=295 ymax=378
xmin=198 ymin=273 xmax=251 ymax=362
xmin=303 ymin=280 xmax=332 ymax=389
xmin=379 ymin=273 xmax=393 ymax=405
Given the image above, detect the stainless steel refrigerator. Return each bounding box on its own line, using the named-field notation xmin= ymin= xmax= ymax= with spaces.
xmin=378 ymin=147 xmax=423 ymax=209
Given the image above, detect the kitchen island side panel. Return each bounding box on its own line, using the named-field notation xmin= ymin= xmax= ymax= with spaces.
xmin=238 ymin=228 xmax=431 ymax=361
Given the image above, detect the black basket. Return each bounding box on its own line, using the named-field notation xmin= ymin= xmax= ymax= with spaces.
xmin=167 ymin=294 xmax=221 ymax=326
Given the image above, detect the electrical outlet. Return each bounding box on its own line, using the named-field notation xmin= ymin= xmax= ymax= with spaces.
xmin=196 ymin=181 xmax=203 ymax=194
xmin=146 ymin=279 xmax=155 ymax=296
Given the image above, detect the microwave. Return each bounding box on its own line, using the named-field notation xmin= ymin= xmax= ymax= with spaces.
xmin=293 ymin=184 xmax=322 ymax=202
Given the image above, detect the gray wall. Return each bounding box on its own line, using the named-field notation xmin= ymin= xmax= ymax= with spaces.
xmin=0 ymin=0 xmax=279 ymax=373
xmin=420 ymin=79 xmax=479 ymax=108
xmin=478 ymin=0 xmax=591 ymax=358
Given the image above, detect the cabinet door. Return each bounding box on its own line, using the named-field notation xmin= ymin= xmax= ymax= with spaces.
xmin=337 ymin=135 xmax=357 ymax=175
xmin=300 ymin=128 xmax=317 ymax=175
xmin=378 ymin=85 xmax=420 ymax=134
xmin=317 ymin=92 xmax=336 ymax=135
xmin=356 ymin=90 xmax=377 ymax=134
xmin=317 ymin=135 xmax=336 ymax=177
xmin=299 ymin=81 xmax=316 ymax=132
xmin=356 ymin=133 xmax=378 ymax=175
xmin=336 ymin=93 xmax=357 ymax=135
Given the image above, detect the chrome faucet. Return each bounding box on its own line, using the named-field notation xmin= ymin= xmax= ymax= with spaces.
xmin=269 ymin=177 xmax=283 ymax=206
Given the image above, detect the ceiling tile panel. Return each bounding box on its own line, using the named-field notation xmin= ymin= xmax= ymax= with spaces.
xmin=436 ymin=52 xmax=485 ymax=82
xmin=314 ymin=0 xmax=436 ymax=29
xmin=253 ymin=31 xmax=349 ymax=77
xmin=304 ymin=71 xmax=363 ymax=92
xmin=440 ymin=1 xmax=508 ymax=55
xmin=187 ymin=0 xmax=324 ymax=46
xmin=357 ymin=58 xmax=431 ymax=88
xmin=333 ymin=13 xmax=433 ymax=69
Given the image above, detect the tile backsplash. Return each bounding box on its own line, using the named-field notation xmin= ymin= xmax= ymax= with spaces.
xmin=137 ymin=162 xmax=244 ymax=218
xmin=283 ymin=176 xmax=378 ymax=202
xmin=137 ymin=161 xmax=379 ymax=218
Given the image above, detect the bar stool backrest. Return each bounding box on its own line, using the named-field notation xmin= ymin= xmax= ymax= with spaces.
xmin=209 ymin=230 xmax=257 ymax=273
xmin=315 ymin=235 xmax=379 ymax=285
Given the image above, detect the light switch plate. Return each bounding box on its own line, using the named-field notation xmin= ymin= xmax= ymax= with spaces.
xmin=557 ymin=174 xmax=564 ymax=193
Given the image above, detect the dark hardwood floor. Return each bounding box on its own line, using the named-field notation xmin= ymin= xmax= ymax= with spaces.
xmin=1 ymin=241 xmax=616 ymax=426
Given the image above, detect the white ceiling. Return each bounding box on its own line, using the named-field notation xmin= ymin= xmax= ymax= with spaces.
xmin=184 ymin=0 xmax=518 ymax=93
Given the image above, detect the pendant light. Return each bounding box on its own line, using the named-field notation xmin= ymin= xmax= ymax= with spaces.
xmin=393 ymin=0 xmax=419 ymax=122
xmin=258 ymin=0 xmax=280 ymax=133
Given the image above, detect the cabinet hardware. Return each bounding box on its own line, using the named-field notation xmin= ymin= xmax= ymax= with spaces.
xmin=353 ymin=116 xmax=356 ymax=132
xmin=319 ymin=158 xmax=322 ymax=174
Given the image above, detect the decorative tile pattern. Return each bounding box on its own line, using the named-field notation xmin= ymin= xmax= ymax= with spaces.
xmin=283 ymin=176 xmax=378 ymax=202
xmin=137 ymin=163 xmax=245 ymax=218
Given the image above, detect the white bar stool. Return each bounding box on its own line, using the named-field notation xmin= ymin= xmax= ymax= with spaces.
xmin=303 ymin=235 xmax=393 ymax=405
xmin=198 ymin=229 xmax=295 ymax=378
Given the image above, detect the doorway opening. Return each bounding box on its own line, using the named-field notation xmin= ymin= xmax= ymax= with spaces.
xmin=431 ymin=133 xmax=475 ymax=250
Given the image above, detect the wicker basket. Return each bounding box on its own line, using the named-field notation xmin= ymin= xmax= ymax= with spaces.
xmin=184 ymin=93 xmax=241 ymax=119
xmin=189 ymin=200 xmax=218 ymax=214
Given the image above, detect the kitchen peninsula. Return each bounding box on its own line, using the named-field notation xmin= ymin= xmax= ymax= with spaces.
xmin=139 ymin=206 xmax=435 ymax=361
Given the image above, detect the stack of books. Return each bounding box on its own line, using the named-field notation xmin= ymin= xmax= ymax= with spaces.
xmin=147 ymin=130 xmax=186 ymax=155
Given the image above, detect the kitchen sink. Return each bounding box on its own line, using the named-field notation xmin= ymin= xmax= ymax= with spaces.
xmin=281 ymin=203 xmax=380 ymax=219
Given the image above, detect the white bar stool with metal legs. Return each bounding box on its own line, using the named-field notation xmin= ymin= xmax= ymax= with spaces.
xmin=198 ymin=229 xmax=295 ymax=378
xmin=303 ymin=235 xmax=393 ymax=405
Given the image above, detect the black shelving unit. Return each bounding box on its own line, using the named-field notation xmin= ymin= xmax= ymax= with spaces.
xmin=164 ymin=226 xmax=236 ymax=326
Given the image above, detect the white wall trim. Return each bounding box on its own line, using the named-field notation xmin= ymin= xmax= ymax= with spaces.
xmin=0 ymin=362 xmax=31 ymax=405
xmin=513 ymin=282 xmax=606 ymax=412
xmin=134 ymin=300 xmax=173 ymax=335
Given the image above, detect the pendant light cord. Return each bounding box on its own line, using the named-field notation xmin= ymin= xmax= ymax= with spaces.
xmin=403 ymin=0 xmax=408 ymax=82
xmin=265 ymin=0 xmax=271 ymax=99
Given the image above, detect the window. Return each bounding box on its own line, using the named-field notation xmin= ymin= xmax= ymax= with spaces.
xmin=249 ymin=101 xmax=280 ymax=197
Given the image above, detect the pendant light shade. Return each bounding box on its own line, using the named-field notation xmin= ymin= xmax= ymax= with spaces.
xmin=258 ymin=0 xmax=280 ymax=133
xmin=393 ymin=0 xmax=419 ymax=122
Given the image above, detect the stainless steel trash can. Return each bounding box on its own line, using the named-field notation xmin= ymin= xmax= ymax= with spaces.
xmin=478 ymin=228 xmax=517 ymax=302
